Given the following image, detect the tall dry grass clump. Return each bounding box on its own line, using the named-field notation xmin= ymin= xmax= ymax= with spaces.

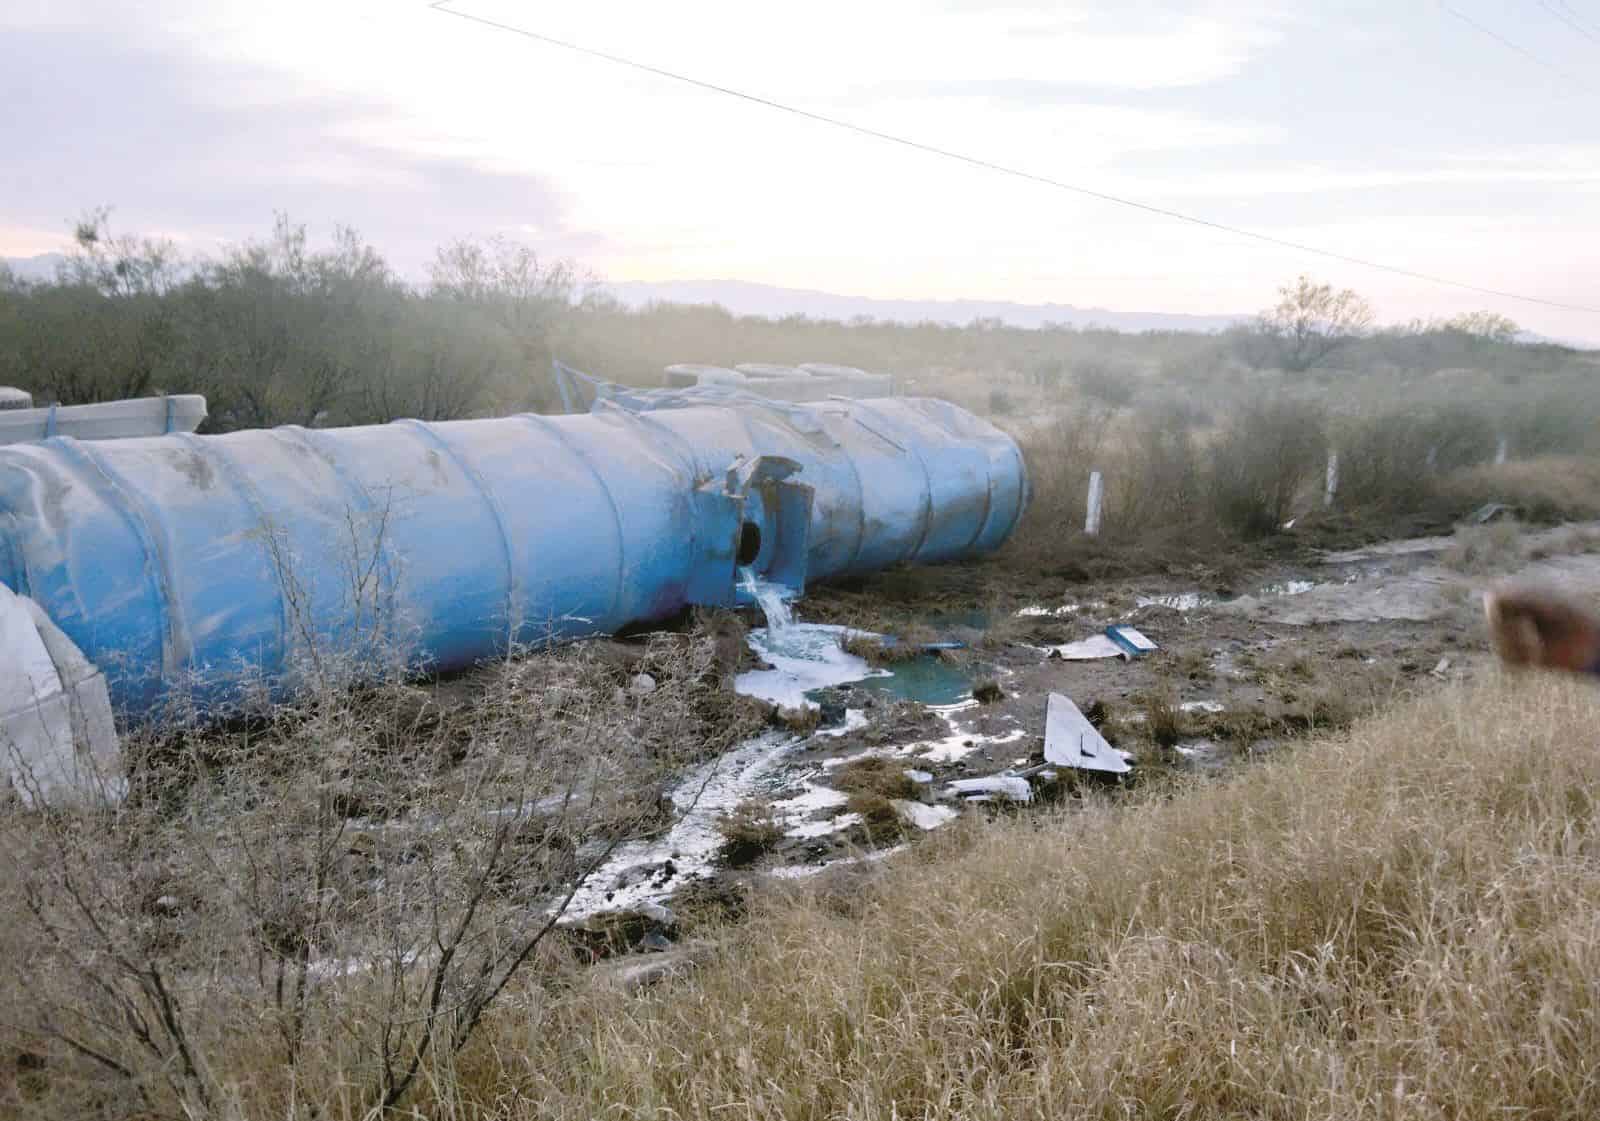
xmin=1438 ymin=456 xmax=1600 ymax=525
xmin=1206 ymin=395 xmax=1327 ymax=536
xmin=486 ymin=678 xmax=1600 ymax=1119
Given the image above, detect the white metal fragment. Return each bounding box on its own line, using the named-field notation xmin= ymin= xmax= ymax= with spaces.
xmin=944 ymin=775 xmax=1033 ymax=803
xmin=1045 ymin=634 xmax=1128 ymax=661
xmin=1044 ymin=691 xmax=1130 ymax=775
xmin=891 ymin=800 xmax=959 ymax=830
xmin=0 ymin=584 xmax=119 ymax=803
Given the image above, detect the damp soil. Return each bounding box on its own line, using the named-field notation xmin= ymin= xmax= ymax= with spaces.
xmin=560 ymin=521 xmax=1600 ymax=957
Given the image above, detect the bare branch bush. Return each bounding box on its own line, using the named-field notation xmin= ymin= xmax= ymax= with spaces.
xmin=1253 ymin=274 xmax=1375 ymax=373
xmin=0 ymin=535 xmax=766 ymax=1118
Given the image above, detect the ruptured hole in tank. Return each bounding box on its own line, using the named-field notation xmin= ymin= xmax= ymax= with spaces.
xmin=738 ymin=522 xmax=762 ymax=567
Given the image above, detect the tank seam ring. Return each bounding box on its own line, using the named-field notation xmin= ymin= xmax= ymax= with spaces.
xmin=397 ymin=420 xmax=523 ymax=648
xmin=516 ymin=414 xmax=627 ymax=626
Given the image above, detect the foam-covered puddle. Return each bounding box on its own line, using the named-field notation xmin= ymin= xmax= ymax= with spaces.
xmin=735 ymin=623 xmax=885 ymax=710
xmin=734 ymin=615 xmax=981 ymax=711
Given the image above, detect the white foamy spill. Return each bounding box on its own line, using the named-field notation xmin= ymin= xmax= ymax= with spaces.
xmin=563 ymin=731 xmax=799 ymax=921
xmin=735 ymin=624 xmax=887 ymax=711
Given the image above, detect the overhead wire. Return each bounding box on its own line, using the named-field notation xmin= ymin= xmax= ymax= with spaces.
xmin=1439 ymin=2 xmax=1599 ymax=90
xmin=1537 ymin=0 xmax=1600 ymax=44
xmin=428 ymin=1 xmax=1600 ymax=316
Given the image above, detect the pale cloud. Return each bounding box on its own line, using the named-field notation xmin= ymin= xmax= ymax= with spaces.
xmin=444 ymin=0 xmax=1289 ymax=95
xmin=1132 ymin=158 xmax=1600 ymax=199
xmin=0 ymin=10 xmax=594 ymax=271
xmin=2 ymin=0 xmax=1598 ymax=342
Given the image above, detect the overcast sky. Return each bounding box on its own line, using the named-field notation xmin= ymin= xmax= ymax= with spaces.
xmin=3 ymin=1 xmax=1598 ymax=338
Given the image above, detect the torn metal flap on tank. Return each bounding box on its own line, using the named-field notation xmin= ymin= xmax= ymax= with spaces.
xmin=1044 ymin=692 xmax=1131 ymax=775
xmin=726 ymin=454 xmax=804 ymax=495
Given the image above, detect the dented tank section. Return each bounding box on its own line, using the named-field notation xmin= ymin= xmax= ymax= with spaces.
xmin=0 ymin=394 xmax=1026 ymax=721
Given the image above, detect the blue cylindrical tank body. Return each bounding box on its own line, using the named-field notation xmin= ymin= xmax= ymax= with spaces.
xmin=0 ymin=395 xmax=1026 ymax=720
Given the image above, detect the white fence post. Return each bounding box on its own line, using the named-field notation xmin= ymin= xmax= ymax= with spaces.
xmin=1495 ymin=435 xmax=1508 ymax=465
xmin=1085 ymin=471 xmax=1104 ymax=537
xmin=1324 ymin=452 xmax=1339 ymax=508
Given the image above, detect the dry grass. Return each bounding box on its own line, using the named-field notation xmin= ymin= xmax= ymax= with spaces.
xmin=470 ymin=677 xmax=1600 ymax=1119
xmin=716 ymin=799 xmax=785 ymax=868
xmin=1437 ymin=455 xmax=1600 ymax=525
xmin=1530 ymin=524 xmax=1600 ymax=561
xmin=0 ymin=627 xmax=769 ymax=1120
xmin=830 ymin=755 xmax=920 ymax=803
xmin=1001 ymin=391 xmax=1600 ymax=593
xmin=1443 ymin=520 xmax=1527 ymax=574
xmin=1139 ymin=685 xmax=1186 ymax=747
xmin=7 ymin=658 xmax=1600 ymax=1117
xmin=840 ymin=627 xmax=940 ymax=666
xmin=971 ymin=679 xmax=1005 ymax=704
xmin=777 ymin=704 xmax=822 ymax=735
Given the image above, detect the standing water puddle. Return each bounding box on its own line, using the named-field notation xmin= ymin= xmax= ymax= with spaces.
xmin=854 ymin=656 xmax=978 ymax=707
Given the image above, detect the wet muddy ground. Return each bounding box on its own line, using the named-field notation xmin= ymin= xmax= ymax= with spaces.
xmin=565 ymin=520 xmax=1600 ymax=941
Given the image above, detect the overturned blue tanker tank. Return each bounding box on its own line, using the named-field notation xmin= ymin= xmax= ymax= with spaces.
xmin=0 ymin=389 xmax=1027 ymax=721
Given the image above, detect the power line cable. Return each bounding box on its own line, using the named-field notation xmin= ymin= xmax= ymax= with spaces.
xmin=1537 ymin=0 xmax=1600 ymax=44
xmin=429 ymin=1 xmax=1600 ymax=316
xmin=1556 ymin=0 xmax=1600 ymax=36
xmin=1440 ymin=2 xmax=1598 ymax=90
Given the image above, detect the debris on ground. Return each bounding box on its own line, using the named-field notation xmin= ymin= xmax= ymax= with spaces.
xmin=566 ymin=521 xmax=1600 ymax=918
xmin=1046 ymin=634 xmax=1131 ymax=661
xmin=892 ymin=799 xmax=959 ymax=830
xmin=1044 ymin=691 xmax=1132 ymax=775
xmin=593 ymin=943 xmax=714 ymax=993
xmin=1105 ymin=624 xmax=1158 ymax=657
xmin=942 ymin=775 xmax=1034 ymax=803
xmin=0 ymin=583 xmax=119 ymax=803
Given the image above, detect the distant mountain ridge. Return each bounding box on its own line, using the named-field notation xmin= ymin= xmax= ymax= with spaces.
xmin=0 ymin=255 xmax=1242 ymax=332
xmin=1 ymin=253 xmax=69 ymax=282
xmin=7 ymin=255 xmax=1590 ymax=345
xmin=606 ymin=278 xmax=1245 ymax=333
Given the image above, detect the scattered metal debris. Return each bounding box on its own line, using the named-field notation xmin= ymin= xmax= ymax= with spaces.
xmin=0 ymin=584 xmax=119 ymax=803
xmin=0 ymin=393 xmax=206 ymax=445
xmin=1045 ymin=634 xmax=1130 ymax=661
xmin=879 ymin=636 xmax=967 ymax=653
xmin=892 ymin=800 xmax=959 ymax=830
xmin=1105 ymin=624 xmax=1157 ymax=657
xmin=1044 ymin=624 xmax=1157 ymax=662
xmin=942 ymin=775 xmax=1034 ymax=803
xmin=1044 ymin=692 xmax=1131 ymax=775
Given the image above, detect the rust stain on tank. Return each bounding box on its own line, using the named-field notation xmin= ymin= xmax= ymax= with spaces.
xmin=165 ymin=448 xmax=216 ymax=490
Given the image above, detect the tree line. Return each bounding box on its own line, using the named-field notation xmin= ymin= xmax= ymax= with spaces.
xmin=0 ymin=212 xmax=1579 ymax=434
xmin=0 ymin=211 xmax=582 ymax=429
